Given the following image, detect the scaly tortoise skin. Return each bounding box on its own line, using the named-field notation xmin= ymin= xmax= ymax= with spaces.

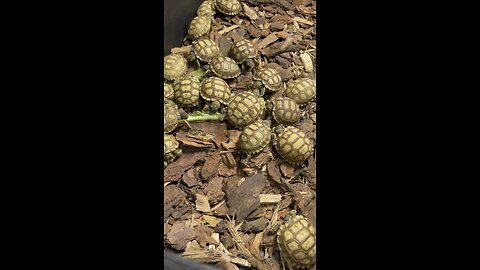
xmin=226 ymin=91 xmax=263 ymax=129
xmin=164 ymin=54 xmax=188 ymax=81
xmin=197 ymin=0 xmax=216 ymax=17
xmin=173 ymin=78 xmax=201 ymax=108
xmin=271 ymin=97 xmax=301 ymax=126
xmin=192 ymin=38 xmax=220 ymax=63
xmin=164 ymin=83 xmax=174 ymax=100
xmin=253 ymin=67 xmax=283 ymax=92
xmin=236 ymin=120 xmax=272 ymax=154
xmin=275 ymin=126 xmax=313 ymax=165
xmin=215 ymin=0 xmax=241 ymax=16
xmin=188 ymin=15 xmax=212 ymax=40
xmin=229 ymin=39 xmax=257 ymax=64
xmin=285 ymin=78 xmax=316 ymax=105
xmin=277 ymin=210 xmax=316 ymax=270
xmin=164 ymin=133 xmax=182 ymax=168
xmin=201 ymin=77 xmax=231 ymax=107
xmin=210 ymin=56 xmax=241 ymax=79
xmin=164 ymin=103 xmax=181 ymax=133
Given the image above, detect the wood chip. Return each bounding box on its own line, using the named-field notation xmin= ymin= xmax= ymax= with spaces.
xmin=259 ymin=194 xmax=282 ymax=203
xmin=202 ymin=215 xmax=223 ymax=228
xmin=254 ymin=33 xmax=278 ymax=49
xmin=196 ymin=194 xmax=211 ymax=213
xmin=242 ymin=3 xmax=258 ymax=20
xmin=171 ymin=45 xmax=192 ymax=54
xmin=218 ymin=25 xmax=240 ymax=35
xmin=292 ymin=17 xmax=314 ymax=26
xmin=300 ymin=52 xmax=314 ymax=72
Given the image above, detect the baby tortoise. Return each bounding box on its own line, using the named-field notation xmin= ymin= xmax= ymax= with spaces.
xmin=229 ymin=39 xmax=259 ymax=71
xmin=164 ymin=83 xmax=174 ymax=100
xmin=214 ymin=0 xmax=241 ymax=16
xmin=274 ymin=126 xmax=313 ymax=166
xmin=209 ymin=56 xmax=241 ymax=79
xmin=173 ymin=78 xmax=202 ymax=108
xmin=266 ymin=97 xmax=301 ymax=126
xmin=197 ymin=0 xmax=216 ymax=17
xmin=187 ymin=38 xmax=221 ymax=68
xmin=249 ymin=67 xmax=283 ymax=96
xmin=188 ymin=15 xmax=212 ymax=40
xmin=285 ymin=78 xmax=316 ymax=105
xmin=164 ymin=100 xmax=190 ymax=133
xmin=273 ymin=210 xmax=316 ymax=270
xmin=200 ymin=77 xmax=231 ymax=112
xmin=226 ymin=91 xmax=264 ymax=129
xmin=164 ymin=133 xmax=182 ymax=168
xmin=164 ymin=54 xmax=188 ymax=81
xmin=236 ymin=120 xmax=272 ymax=165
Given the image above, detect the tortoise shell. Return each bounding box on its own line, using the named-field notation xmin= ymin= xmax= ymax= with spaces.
xmin=164 ymin=133 xmax=180 ymax=155
xmin=164 ymin=83 xmax=174 ymax=100
xmin=236 ymin=120 xmax=272 ymax=154
xmin=253 ymin=68 xmax=283 ymax=92
xmin=215 ymin=0 xmax=241 ymax=16
xmin=197 ymin=0 xmax=216 ymax=17
xmin=164 ymin=54 xmax=188 ymax=81
xmin=226 ymin=91 xmax=263 ymax=129
xmin=277 ymin=212 xmax=316 ymax=269
xmin=173 ymin=78 xmax=201 ymax=108
xmin=164 ymin=103 xmax=180 ymax=133
xmin=192 ymin=38 xmax=220 ymax=63
xmin=272 ymin=97 xmax=301 ymax=126
xmin=188 ymin=15 xmax=212 ymax=39
xmin=200 ymin=77 xmax=231 ymax=105
xmin=229 ymin=39 xmax=256 ymax=64
xmin=275 ymin=126 xmax=313 ymax=165
xmin=285 ymin=78 xmax=316 ymax=105
xmin=210 ymin=56 xmax=241 ymax=79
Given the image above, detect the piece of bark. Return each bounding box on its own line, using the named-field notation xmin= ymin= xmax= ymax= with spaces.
xmin=201 ymin=153 xmax=222 ymax=181
xmin=164 ymin=150 xmax=209 ymax=182
xmin=225 ymin=174 xmax=268 ymax=223
xmin=194 ymin=224 xmax=217 ymax=248
xmin=182 ymin=167 xmax=200 ymax=187
xmin=203 ymin=176 xmax=225 ymax=205
xmin=243 ymin=217 xmax=269 ymax=233
xmin=166 ymin=222 xmax=197 ymax=251
xmin=164 ymin=185 xmax=188 ymax=221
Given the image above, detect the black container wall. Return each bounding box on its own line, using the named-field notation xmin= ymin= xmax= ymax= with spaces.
xmin=164 ymin=0 xmax=200 ymax=56
xmin=163 ymin=1 xmax=218 ymax=269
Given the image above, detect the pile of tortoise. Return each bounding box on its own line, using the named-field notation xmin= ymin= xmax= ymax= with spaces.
xmin=164 ymin=1 xmax=316 ymax=269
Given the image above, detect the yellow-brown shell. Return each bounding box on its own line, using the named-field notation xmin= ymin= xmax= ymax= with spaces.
xmin=254 ymin=68 xmax=283 ymax=92
xmin=192 ymin=38 xmax=220 ymax=63
xmin=173 ymin=78 xmax=201 ymax=108
xmin=275 ymin=127 xmax=313 ymax=165
xmin=201 ymin=77 xmax=231 ymax=105
xmin=164 ymin=103 xmax=180 ymax=133
xmin=164 ymin=54 xmax=188 ymax=81
xmin=230 ymin=39 xmax=256 ymax=64
xmin=210 ymin=56 xmax=241 ymax=79
xmin=164 ymin=83 xmax=174 ymax=99
xmin=272 ymin=97 xmax=301 ymax=126
xmin=236 ymin=120 xmax=272 ymax=154
xmin=277 ymin=214 xmax=316 ymax=269
xmin=197 ymin=0 xmax=216 ymax=17
xmin=188 ymin=15 xmax=212 ymax=39
xmin=164 ymin=133 xmax=179 ymax=155
xmin=227 ymin=91 xmax=263 ymax=129
xmin=215 ymin=0 xmax=241 ymax=16
xmin=285 ymin=78 xmax=316 ymax=105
